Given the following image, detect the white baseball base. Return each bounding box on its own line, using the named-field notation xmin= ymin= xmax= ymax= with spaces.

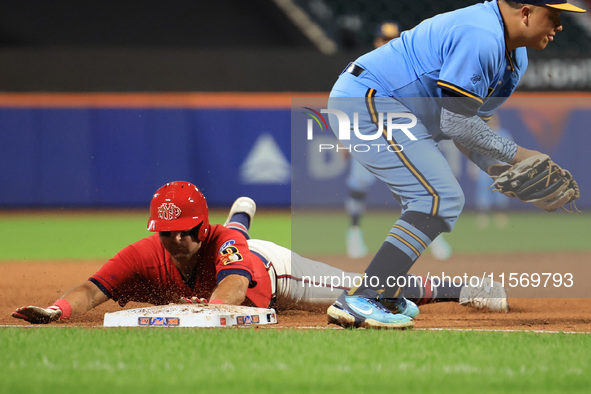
xmin=103 ymin=304 xmax=277 ymax=327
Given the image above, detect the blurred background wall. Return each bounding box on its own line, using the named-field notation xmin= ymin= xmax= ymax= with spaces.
xmin=2 ymin=0 xmax=591 ymax=91
xmin=1 ymin=0 xmax=590 ymax=209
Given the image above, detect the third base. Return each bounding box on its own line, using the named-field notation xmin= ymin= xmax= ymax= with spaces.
xmin=103 ymin=304 xmax=277 ymax=328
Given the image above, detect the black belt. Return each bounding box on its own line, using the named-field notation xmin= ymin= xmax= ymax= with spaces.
xmin=345 ymin=63 xmax=365 ymax=77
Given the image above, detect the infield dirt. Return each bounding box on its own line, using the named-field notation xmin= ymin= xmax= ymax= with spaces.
xmin=2 ymin=251 xmax=590 ymax=332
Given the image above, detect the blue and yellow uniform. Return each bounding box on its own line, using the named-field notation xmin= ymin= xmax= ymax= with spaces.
xmin=329 ymin=1 xmax=526 ymax=232
xmin=356 ymin=2 xmax=526 ymax=111
xmin=325 ymin=0 xmax=583 ymax=309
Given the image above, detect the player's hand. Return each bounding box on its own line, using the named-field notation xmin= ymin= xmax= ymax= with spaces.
xmin=179 ymin=296 xmax=208 ymax=304
xmin=509 ymin=146 xmax=542 ymax=165
xmin=487 ymin=163 xmax=511 ymax=177
xmin=11 ymin=306 xmax=62 ymax=324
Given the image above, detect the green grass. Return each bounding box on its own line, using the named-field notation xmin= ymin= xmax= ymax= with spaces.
xmin=243 ymin=211 xmax=291 ymax=250
xmin=292 ymin=210 xmax=591 ymax=255
xmin=0 ymin=210 xmax=291 ymax=261
xmin=1 ymin=209 xmax=588 ymax=261
xmin=0 ymin=212 xmax=151 ymax=260
xmin=1 ymin=328 xmax=589 ymax=393
xmin=2 ymin=211 xmax=589 ymax=393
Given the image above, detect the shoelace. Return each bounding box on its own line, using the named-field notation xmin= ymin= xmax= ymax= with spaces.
xmin=363 ymin=296 xmax=396 ymax=313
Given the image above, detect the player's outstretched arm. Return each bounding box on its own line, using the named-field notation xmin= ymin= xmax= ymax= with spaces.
xmin=12 ymin=281 xmax=109 ymax=324
xmin=441 ymin=109 xmax=543 ymax=168
xmin=209 ymin=274 xmax=250 ymax=305
xmin=454 ymin=141 xmax=542 ymax=176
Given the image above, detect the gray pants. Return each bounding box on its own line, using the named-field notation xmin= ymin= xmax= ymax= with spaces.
xmin=247 ymin=239 xmax=360 ymax=305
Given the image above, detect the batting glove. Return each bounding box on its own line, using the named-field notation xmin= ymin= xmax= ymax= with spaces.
xmin=12 ymin=305 xmax=62 ymax=324
xmin=179 ymin=297 xmax=208 ymax=304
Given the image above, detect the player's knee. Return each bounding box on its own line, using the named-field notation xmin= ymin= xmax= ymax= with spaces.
xmin=450 ymin=185 xmax=465 ymax=214
xmin=439 ymin=184 xmax=465 ymax=229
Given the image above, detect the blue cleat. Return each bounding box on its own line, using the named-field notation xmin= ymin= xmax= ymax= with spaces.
xmin=327 ymin=289 xmax=414 ymax=329
xmin=380 ymin=297 xmax=420 ymax=319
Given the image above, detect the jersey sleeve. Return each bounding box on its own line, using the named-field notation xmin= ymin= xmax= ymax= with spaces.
xmin=438 ymin=26 xmax=502 ymax=114
xmin=214 ymin=236 xmax=257 ymax=285
xmin=90 ymin=247 xmax=139 ymax=303
xmin=89 ymin=236 xmax=162 ymax=305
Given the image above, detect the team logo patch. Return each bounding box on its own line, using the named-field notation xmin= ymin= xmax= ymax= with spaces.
xmin=138 ymin=317 xmax=180 ymax=326
xmin=219 ymin=240 xmax=236 ymax=254
xmin=158 ymin=203 xmax=182 ymax=220
xmin=236 ymin=315 xmax=259 ymax=325
xmin=220 ymin=245 xmax=243 ymax=265
xmin=470 ymin=74 xmax=482 ymax=83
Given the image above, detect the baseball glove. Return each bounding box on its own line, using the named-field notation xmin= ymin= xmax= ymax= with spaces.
xmin=490 ymin=154 xmax=580 ymax=212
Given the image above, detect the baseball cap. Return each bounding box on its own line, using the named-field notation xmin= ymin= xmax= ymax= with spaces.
xmin=374 ymin=21 xmax=401 ymax=40
xmin=523 ymin=1 xmax=586 ymax=12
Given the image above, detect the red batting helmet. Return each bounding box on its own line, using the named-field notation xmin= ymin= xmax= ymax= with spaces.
xmin=147 ymin=181 xmax=209 ymax=241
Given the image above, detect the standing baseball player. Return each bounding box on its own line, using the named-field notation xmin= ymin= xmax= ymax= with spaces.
xmin=325 ymin=0 xmax=584 ymax=329
xmin=12 ymin=181 xmax=504 ymax=325
xmin=345 ymin=20 xmax=453 ymax=261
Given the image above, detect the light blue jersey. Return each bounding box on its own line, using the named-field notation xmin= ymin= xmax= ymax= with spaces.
xmin=323 ymin=0 xmax=579 ymax=306
xmin=328 ymin=0 xmax=529 ymax=236
xmin=331 ymin=1 xmax=527 ymax=129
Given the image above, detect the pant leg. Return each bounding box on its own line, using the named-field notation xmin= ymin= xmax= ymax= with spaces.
xmin=327 ymin=94 xmax=465 ymax=233
xmin=247 ymin=239 xmax=361 ymax=304
xmin=325 ymin=79 xmax=464 ymax=297
xmin=347 ymin=158 xmax=377 ymax=193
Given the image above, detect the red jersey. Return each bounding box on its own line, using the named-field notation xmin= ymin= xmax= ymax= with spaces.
xmin=89 ymin=225 xmax=272 ymax=308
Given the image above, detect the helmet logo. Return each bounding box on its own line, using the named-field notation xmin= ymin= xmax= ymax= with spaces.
xmin=158 ymin=203 xmax=182 ymax=220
